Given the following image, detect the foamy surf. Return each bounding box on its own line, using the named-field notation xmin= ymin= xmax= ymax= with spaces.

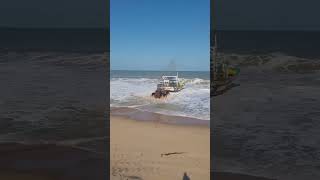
xmin=110 ymin=71 xmax=210 ymax=120
xmin=218 ymin=52 xmax=320 ymax=73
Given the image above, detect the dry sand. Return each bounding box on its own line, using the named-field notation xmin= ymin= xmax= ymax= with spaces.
xmin=110 ymin=115 xmax=210 ymax=180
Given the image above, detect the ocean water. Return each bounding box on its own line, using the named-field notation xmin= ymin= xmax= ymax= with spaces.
xmin=0 ymin=28 xmax=109 ymax=52
xmin=111 ymin=70 xmax=210 ymax=120
xmin=2 ymin=28 xmax=320 ymax=179
xmin=0 ymin=28 xmax=108 ymax=153
xmin=213 ymin=30 xmax=320 ymax=58
xmin=211 ymin=31 xmax=320 ymax=75
xmin=212 ymin=31 xmax=320 ymax=179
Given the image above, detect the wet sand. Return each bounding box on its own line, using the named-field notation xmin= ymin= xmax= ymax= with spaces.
xmin=111 ymin=107 xmax=210 ymax=126
xmin=213 ymin=172 xmax=276 ymax=180
xmin=110 ymin=114 xmax=210 ymax=180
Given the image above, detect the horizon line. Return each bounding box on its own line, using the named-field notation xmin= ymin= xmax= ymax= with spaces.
xmin=1 ymin=27 xmax=319 ymax=32
xmin=0 ymin=26 xmax=109 ymax=30
xmin=111 ymin=69 xmax=209 ymax=72
xmin=213 ymin=28 xmax=320 ymax=32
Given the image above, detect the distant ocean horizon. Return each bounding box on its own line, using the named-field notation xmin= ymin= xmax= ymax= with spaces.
xmin=2 ymin=28 xmax=320 ymax=56
xmin=212 ymin=30 xmax=320 ymax=58
xmin=0 ymin=28 xmax=109 ymax=53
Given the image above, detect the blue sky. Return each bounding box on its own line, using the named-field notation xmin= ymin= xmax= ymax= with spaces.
xmin=111 ymin=0 xmax=209 ymax=71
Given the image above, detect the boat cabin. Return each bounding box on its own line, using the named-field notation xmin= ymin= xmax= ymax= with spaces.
xmin=156 ymin=74 xmax=182 ymax=92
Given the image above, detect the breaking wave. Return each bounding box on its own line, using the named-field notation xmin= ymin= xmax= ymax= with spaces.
xmin=218 ymin=52 xmax=320 ymax=73
xmin=0 ymin=52 xmax=108 ymax=66
xmin=110 ymin=77 xmax=210 ymax=120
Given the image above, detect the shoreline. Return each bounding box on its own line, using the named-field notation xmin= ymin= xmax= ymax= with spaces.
xmin=213 ymin=172 xmax=277 ymax=180
xmin=111 ymin=106 xmax=210 ymax=127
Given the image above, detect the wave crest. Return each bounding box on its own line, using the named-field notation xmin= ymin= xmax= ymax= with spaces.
xmin=219 ymin=52 xmax=320 ymax=73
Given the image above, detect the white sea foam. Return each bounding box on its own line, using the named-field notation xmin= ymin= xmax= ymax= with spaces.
xmin=219 ymin=52 xmax=320 ymax=73
xmin=110 ymin=77 xmax=210 ymax=120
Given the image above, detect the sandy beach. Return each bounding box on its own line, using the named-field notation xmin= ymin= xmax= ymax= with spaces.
xmin=110 ymin=114 xmax=210 ymax=180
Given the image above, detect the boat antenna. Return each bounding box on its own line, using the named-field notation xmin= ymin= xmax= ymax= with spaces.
xmin=212 ymin=0 xmax=218 ymax=81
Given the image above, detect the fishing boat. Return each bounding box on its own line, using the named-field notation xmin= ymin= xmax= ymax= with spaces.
xmin=212 ymin=58 xmax=240 ymax=96
xmin=152 ymin=72 xmax=185 ymax=98
xmin=211 ymin=3 xmax=240 ymax=96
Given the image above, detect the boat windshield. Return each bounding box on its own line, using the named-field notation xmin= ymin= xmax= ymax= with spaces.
xmin=163 ymin=76 xmax=178 ymax=80
xmin=168 ymin=77 xmax=177 ymax=80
